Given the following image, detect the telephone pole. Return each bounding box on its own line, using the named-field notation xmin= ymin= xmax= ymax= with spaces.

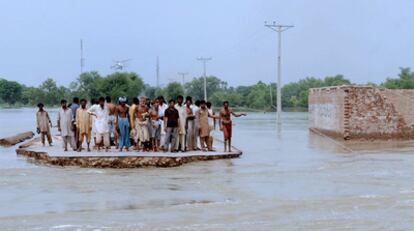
xmin=265 ymin=21 xmax=293 ymax=124
xmin=196 ymin=57 xmax=212 ymax=100
xmin=80 ymin=39 xmax=85 ymax=74
xmin=156 ymin=56 xmax=160 ymax=88
xmin=178 ymin=72 xmax=188 ymax=86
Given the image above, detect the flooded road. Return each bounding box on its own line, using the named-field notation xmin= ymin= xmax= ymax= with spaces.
xmin=1 ymin=109 xmax=414 ymax=230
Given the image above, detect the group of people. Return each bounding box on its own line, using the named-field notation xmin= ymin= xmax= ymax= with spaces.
xmin=36 ymin=95 xmax=246 ymax=153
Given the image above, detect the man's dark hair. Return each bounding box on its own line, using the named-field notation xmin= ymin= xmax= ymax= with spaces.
xmin=60 ymin=99 xmax=67 ymax=104
xmin=91 ymin=98 xmax=96 ymax=105
xmin=199 ymin=100 xmax=206 ymax=105
xmin=223 ymin=101 xmax=229 ymax=105
xmin=195 ymin=100 xmax=201 ymax=107
xmin=157 ymin=96 xmax=165 ymax=103
xmin=132 ymin=97 xmax=139 ymax=104
xmin=206 ymin=101 xmax=212 ymax=108
xmin=80 ymin=98 xmax=87 ymax=103
xmin=105 ymin=96 xmax=111 ymax=103
xmin=177 ymin=95 xmax=184 ymax=100
xmin=186 ymin=96 xmax=192 ymax=102
xmin=99 ymin=97 xmax=105 ymax=102
xmin=168 ymin=99 xmax=175 ymax=104
xmin=37 ymin=103 xmax=44 ymax=108
xmin=73 ymin=97 xmax=79 ymax=104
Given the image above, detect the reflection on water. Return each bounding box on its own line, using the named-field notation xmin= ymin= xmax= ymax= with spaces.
xmin=1 ymin=109 xmax=414 ymax=230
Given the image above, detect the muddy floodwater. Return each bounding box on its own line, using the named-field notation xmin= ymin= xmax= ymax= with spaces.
xmin=1 ymin=109 xmax=414 ymax=230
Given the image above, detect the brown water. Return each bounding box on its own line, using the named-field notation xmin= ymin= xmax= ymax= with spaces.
xmin=1 ymin=109 xmax=414 ymax=230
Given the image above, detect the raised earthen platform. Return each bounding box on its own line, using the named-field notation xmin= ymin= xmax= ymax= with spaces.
xmin=15 ymin=136 xmax=242 ymax=168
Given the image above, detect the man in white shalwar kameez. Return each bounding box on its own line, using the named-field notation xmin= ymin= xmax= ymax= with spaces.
xmin=174 ymin=95 xmax=187 ymax=152
xmin=157 ymin=96 xmax=168 ymax=149
xmin=88 ymin=97 xmax=111 ymax=151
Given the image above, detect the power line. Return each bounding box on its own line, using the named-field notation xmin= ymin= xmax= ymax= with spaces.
xmin=265 ymin=21 xmax=294 ymax=125
xmin=196 ymin=57 xmax=212 ymax=100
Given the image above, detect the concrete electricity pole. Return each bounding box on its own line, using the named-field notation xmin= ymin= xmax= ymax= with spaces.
xmin=156 ymin=56 xmax=160 ymax=88
xmin=197 ymin=57 xmax=212 ymax=100
xmin=178 ymin=72 xmax=188 ymax=86
xmin=265 ymin=21 xmax=294 ymax=124
xmin=80 ymin=39 xmax=85 ymax=75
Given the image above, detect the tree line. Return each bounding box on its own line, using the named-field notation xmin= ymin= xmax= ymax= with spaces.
xmin=0 ymin=68 xmax=412 ymax=110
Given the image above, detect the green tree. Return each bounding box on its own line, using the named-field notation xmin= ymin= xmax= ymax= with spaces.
xmin=75 ymin=71 xmax=103 ymax=100
xmin=184 ymin=76 xmax=227 ymax=100
xmin=210 ymin=90 xmax=243 ymax=108
xmin=164 ymin=82 xmax=184 ymax=100
xmin=98 ymin=72 xmax=144 ymax=102
xmin=21 ymin=86 xmax=44 ymax=105
xmin=245 ymin=81 xmax=270 ymax=109
xmin=382 ymin=68 xmax=414 ymax=89
xmin=0 ymin=79 xmax=23 ymax=105
xmin=39 ymin=78 xmax=62 ymax=105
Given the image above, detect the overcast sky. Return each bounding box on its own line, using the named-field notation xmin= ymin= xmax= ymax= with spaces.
xmin=1 ymin=0 xmax=413 ymax=87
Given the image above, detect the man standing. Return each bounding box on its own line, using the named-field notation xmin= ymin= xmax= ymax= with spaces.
xmin=129 ymin=97 xmax=139 ymax=148
xmin=106 ymin=96 xmax=118 ymax=148
xmin=164 ymin=99 xmax=180 ymax=152
xmin=219 ymin=101 xmax=247 ymax=152
xmin=175 ymin=95 xmax=187 ymax=152
xmin=57 ymin=99 xmax=75 ymax=151
xmin=36 ymin=103 xmax=53 ymax=146
xmin=136 ymin=98 xmax=150 ymax=151
xmin=206 ymin=101 xmax=215 ymax=151
xmin=88 ymin=97 xmax=111 ymax=151
xmin=185 ymin=97 xmax=195 ymax=151
xmin=70 ymin=97 xmax=80 ymax=117
xmin=76 ymin=99 xmax=92 ymax=152
xmin=196 ymin=100 xmax=213 ymax=151
xmin=116 ymin=97 xmax=131 ymax=152
xmin=192 ymin=100 xmax=201 ymax=150
xmin=150 ymin=100 xmax=161 ymax=152
xmin=70 ymin=97 xmax=80 ymax=148
xmin=158 ymin=96 xmax=168 ymax=149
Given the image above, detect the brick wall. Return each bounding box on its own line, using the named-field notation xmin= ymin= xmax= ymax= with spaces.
xmin=309 ymin=85 xmax=414 ymax=140
xmin=308 ymin=86 xmax=346 ymax=139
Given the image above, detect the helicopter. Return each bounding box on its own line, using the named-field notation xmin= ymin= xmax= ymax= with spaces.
xmin=110 ymin=59 xmax=132 ymax=71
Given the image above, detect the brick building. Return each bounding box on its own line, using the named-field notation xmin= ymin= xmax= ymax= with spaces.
xmin=309 ymin=85 xmax=414 ymax=140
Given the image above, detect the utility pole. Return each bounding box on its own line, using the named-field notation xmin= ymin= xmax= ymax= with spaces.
xmin=80 ymin=39 xmax=85 ymax=75
xmin=196 ymin=57 xmax=212 ymax=100
xmin=156 ymin=56 xmax=160 ymax=88
xmin=265 ymin=21 xmax=294 ymax=124
xmin=269 ymin=84 xmax=275 ymax=110
xmin=178 ymin=72 xmax=188 ymax=86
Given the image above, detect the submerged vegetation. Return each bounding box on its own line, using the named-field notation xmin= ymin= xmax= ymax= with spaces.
xmin=0 ymin=68 xmax=412 ymax=110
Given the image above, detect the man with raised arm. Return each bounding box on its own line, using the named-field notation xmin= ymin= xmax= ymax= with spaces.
xmin=219 ymin=101 xmax=247 ymax=152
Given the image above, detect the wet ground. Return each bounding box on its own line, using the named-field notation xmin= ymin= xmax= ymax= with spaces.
xmin=1 ymin=109 xmax=414 ymax=230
